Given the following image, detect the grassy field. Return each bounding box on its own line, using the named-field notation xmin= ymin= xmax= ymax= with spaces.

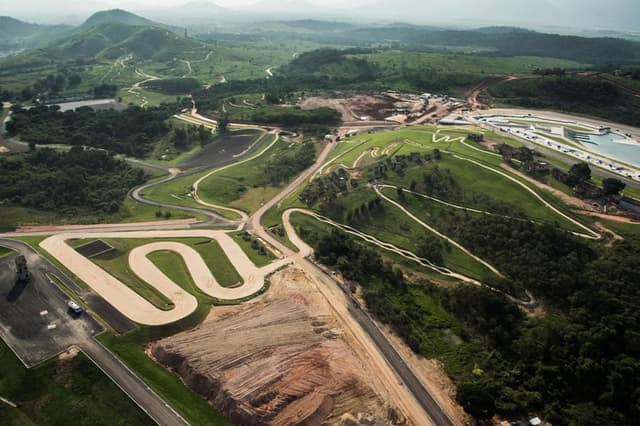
xmin=0 ymin=246 xmax=15 ymax=259
xmin=337 ymin=186 xmax=497 ymax=281
xmin=85 ymin=237 xmax=243 ymax=304
xmin=90 ymin=239 xmax=175 ymax=310
xmin=0 ymin=194 xmax=203 ymax=228
xmin=197 ymin=138 xmax=293 ymax=214
xmin=326 ymin=126 xmax=587 ymax=232
xmin=0 ymin=340 xmax=154 ymax=426
xmin=143 ymin=132 xmax=277 ymax=220
xmin=364 ymin=52 xmax=587 ymax=78
xmin=289 ymin=211 xmax=467 ymax=284
xmin=229 ymin=232 xmax=277 ymax=267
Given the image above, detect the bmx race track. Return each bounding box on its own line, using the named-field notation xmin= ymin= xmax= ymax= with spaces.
xmin=40 ymin=230 xmax=290 ymax=326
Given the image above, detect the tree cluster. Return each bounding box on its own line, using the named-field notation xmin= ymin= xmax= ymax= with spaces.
xmin=0 ymin=147 xmax=146 ymax=217
xmin=262 ymin=141 xmax=316 ymax=185
xmin=7 ymin=104 xmax=175 ymax=157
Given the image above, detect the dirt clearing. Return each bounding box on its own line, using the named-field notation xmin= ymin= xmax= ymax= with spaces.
xmin=151 ymin=267 xmax=411 ymax=425
xmin=300 ymin=93 xmax=427 ymax=123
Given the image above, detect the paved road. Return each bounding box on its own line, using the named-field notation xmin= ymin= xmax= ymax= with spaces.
xmin=0 ymin=239 xmax=187 ymax=426
xmin=81 ymin=339 xmax=188 ymax=426
xmin=129 ymin=171 xmax=236 ymax=228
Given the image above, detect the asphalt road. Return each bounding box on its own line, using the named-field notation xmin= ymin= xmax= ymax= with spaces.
xmin=310 ymin=259 xmax=455 ymax=426
xmin=81 ymin=338 xmax=188 ymax=426
xmin=0 ymin=239 xmax=187 ymax=426
xmin=129 ymin=172 xmax=234 ymax=228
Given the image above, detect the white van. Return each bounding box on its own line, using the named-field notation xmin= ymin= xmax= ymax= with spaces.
xmin=67 ymin=300 xmax=83 ymax=315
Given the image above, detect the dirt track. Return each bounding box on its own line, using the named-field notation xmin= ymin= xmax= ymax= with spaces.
xmin=40 ymin=231 xmax=290 ymax=325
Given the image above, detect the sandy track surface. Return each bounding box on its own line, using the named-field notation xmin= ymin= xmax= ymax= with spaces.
xmin=40 ymin=230 xmax=290 ymax=326
xmin=14 ymin=219 xmax=198 ymax=234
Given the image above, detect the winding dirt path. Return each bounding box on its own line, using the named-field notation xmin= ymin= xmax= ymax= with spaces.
xmin=451 ymin=154 xmax=600 ymax=239
xmin=373 ymin=186 xmax=504 ymax=277
xmin=40 ymin=231 xmax=290 ymax=325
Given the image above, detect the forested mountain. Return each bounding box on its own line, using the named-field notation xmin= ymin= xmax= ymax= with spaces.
xmin=0 ymin=16 xmax=72 ymax=52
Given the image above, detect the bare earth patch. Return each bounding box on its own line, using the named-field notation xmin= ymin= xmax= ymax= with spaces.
xmin=58 ymin=346 xmax=80 ymax=361
xmin=151 ymin=267 xmax=410 ymax=425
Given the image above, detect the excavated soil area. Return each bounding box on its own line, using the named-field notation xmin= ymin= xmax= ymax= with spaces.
xmin=151 ymin=267 xmax=408 ymax=425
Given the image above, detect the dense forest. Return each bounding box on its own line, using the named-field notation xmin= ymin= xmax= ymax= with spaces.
xmin=262 ymin=141 xmax=316 ymax=185
xmin=0 ymin=148 xmax=146 ymax=215
xmin=489 ymin=76 xmax=640 ymax=127
xmin=305 ymin=224 xmax=640 ymax=425
xmin=6 ymin=104 xmax=175 ymax=157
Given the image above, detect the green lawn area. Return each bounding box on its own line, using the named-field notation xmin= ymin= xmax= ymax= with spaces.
xmin=0 ymin=246 xmax=15 ymax=259
xmin=229 ymin=232 xmax=277 ymax=267
xmin=0 ymin=340 xmax=154 ymax=426
xmin=382 ymin=152 xmax=583 ymax=232
xmin=335 ymin=187 xmax=497 ymax=282
xmin=289 ymin=211 xmax=468 ymax=286
xmin=143 ymin=132 xmax=277 ymax=220
xmin=88 ymin=239 xmax=175 ymax=310
xmin=82 ymin=237 xmax=243 ymax=306
xmin=0 ymin=196 xmax=202 ymax=228
xmin=118 ymin=88 xmax=178 ymax=107
xmin=196 ymin=136 xmax=302 ymax=214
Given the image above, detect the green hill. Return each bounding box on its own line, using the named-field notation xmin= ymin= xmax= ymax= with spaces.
xmin=78 ymin=9 xmax=163 ymax=31
xmin=99 ymin=27 xmax=200 ymax=61
xmin=47 ymin=23 xmax=139 ymax=59
xmin=0 ymin=16 xmax=45 ymax=38
xmin=30 ymin=9 xmax=192 ymax=61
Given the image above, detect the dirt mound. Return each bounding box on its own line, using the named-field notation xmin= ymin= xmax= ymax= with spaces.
xmin=151 ymin=268 xmax=407 ymax=425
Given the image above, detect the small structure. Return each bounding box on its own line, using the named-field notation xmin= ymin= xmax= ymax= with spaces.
xmin=467 ymin=133 xmax=484 ymax=142
xmin=15 ymin=256 xmax=29 ymax=283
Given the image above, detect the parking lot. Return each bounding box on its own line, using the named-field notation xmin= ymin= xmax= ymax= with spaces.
xmin=0 ymin=244 xmax=102 ymax=367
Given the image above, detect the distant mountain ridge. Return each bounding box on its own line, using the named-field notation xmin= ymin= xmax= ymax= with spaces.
xmin=0 ymin=16 xmax=72 ymax=50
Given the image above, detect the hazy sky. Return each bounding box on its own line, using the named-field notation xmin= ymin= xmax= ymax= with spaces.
xmin=1 ymin=0 xmax=639 ymax=31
